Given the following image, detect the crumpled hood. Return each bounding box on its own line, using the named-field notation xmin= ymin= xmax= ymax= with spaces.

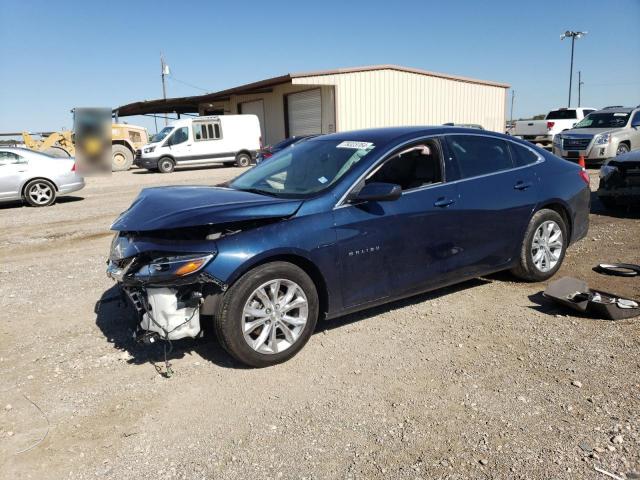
xmin=111 ymin=186 xmax=302 ymax=231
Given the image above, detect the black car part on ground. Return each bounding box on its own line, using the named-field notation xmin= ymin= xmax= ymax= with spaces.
xmin=594 ymin=263 xmax=640 ymax=277
xmin=543 ymin=276 xmax=639 ymax=320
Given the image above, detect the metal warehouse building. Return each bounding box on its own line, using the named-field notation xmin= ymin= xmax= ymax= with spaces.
xmin=115 ymin=65 xmax=510 ymax=145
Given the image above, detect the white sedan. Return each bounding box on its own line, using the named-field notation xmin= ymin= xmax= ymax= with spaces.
xmin=0 ymin=147 xmax=85 ymax=207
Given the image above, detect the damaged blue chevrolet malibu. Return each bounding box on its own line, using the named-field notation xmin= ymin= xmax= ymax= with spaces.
xmin=107 ymin=127 xmax=590 ymax=367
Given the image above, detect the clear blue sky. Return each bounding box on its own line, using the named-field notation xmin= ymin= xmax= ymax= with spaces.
xmin=1 ymin=0 xmax=638 ymax=134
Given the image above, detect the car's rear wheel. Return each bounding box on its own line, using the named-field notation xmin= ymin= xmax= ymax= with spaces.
xmin=235 ymin=153 xmax=251 ymax=167
xmin=214 ymin=262 xmax=319 ymax=367
xmin=158 ymin=157 xmax=175 ymax=173
xmin=24 ymin=179 xmax=56 ymax=207
xmin=112 ymin=144 xmax=134 ymax=171
xmin=616 ymin=143 xmax=630 ymax=156
xmin=511 ymin=209 xmax=567 ymax=282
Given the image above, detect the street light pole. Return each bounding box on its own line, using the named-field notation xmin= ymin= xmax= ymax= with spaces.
xmin=560 ymin=30 xmax=587 ymax=108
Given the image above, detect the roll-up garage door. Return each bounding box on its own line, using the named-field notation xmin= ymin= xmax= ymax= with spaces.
xmin=287 ymin=89 xmax=321 ymax=137
xmin=239 ymin=100 xmax=265 ymax=138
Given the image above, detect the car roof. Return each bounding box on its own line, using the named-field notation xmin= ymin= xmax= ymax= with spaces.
xmin=308 ymin=126 xmax=507 ymax=145
xmin=593 ymin=107 xmax=635 ymax=114
xmin=0 ymin=147 xmax=59 ymax=158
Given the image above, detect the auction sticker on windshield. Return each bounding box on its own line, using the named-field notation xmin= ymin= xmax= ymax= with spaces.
xmin=337 ymin=141 xmax=374 ymax=149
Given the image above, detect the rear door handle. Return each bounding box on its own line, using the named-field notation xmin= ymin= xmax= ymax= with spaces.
xmin=514 ymin=181 xmax=533 ymax=191
xmin=434 ymin=198 xmax=455 ymax=208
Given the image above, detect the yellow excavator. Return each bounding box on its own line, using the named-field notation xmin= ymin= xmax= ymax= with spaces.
xmin=0 ymin=123 xmax=149 ymax=171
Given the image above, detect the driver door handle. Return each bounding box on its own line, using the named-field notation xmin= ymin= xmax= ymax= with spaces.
xmin=434 ymin=198 xmax=455 ymax=208
xmin=514 ymin=181 xmax=533 ymax=191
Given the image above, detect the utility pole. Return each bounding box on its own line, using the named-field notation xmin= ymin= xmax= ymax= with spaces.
xmin=160 ymin=53 xmax=170 ymax=126
xmin=578 ymin=71 xmax=584 ymax=107
xmin=560 ymin=30 xmax=587 ymax=107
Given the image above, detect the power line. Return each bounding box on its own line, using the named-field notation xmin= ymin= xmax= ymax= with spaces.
xmin=167 ymin=76 xmax=210 ymax=93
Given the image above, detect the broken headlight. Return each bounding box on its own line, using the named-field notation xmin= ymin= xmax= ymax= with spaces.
xmin=134 ymin=253 xmax=214 ymax=282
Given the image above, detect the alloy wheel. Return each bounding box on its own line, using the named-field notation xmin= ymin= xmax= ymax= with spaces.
xmin=28 ymin=182 xmax=53 ymax=205
xmin=616 ymin=144 xmax=629 ymax=155
xmin=531 ymin=220 xmax=563 ymax=272
xmin=242 ymin=279 xmax=309 ymax=354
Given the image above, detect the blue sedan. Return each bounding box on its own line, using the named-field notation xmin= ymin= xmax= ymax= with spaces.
xmin=107 ymin=127 xmax=590 ymax=367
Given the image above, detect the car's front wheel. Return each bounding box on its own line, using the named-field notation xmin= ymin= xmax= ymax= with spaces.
xmin=157 ymin=157 xmax=175 ymax=173
xmin=511 ymin=209 xmax=567 ymax=282
xmin=214 ymin=262 xmax=319 ymax=367
xmin=616 ymin=143 xmax=630 ymax=156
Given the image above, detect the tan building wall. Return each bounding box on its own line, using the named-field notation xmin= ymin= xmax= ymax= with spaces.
xmin=196 ymin=67 xmax=507 ymax=144
xmin=293 ymin=68 xmax=507 ymax=133
xmin=199 ymin=83 xmax=335 ymax=145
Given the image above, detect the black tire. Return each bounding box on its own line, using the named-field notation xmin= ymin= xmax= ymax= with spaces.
xmin=112 ymin=144 xmax=134 ymax=171
xmin=510 ymin=209 xmax=568 ymax=282
xmin=616 ymin=143 xmax=630 ymax=156
xmin=214 ymin=261 xmax=319 ymax=367
xmin=23 ymin=179 xmax=56 ymax=207
xmin=157 ymin=157 xmax=175 ymax=173
xmin=235 ymin=153 xmax=251 ymax=167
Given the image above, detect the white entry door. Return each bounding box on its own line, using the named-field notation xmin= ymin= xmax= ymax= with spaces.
xmin=239 ymin=100 xmax=265 ymax=140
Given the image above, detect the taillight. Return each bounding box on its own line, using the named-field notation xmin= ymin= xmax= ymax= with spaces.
xmin=71 ymin=163 xmax=76 ymax=172
xmin=579 ymin=169 xmax=590 ymax=185
xmin=546 ymin=121 xmax=555 ymax=130
xmin=264 ymin=152 xmax=273 ymax=158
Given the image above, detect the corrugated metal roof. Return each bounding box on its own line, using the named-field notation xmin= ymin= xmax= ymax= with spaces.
xmin=114 ymin=65 xmax=509 ymax=117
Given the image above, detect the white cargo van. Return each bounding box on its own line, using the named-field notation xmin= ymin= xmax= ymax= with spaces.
xmin=135 ymin=115 xmax=261 ymax=173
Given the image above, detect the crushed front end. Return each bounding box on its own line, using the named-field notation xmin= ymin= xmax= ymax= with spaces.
xmin=106 ymin=232 xmax=225 ymax=343
xmin=598 ymin=155 xmax=640 ymax=207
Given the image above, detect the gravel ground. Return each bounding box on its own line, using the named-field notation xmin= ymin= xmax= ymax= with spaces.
xmin=0 ymin=166 xmax=638 ymax=480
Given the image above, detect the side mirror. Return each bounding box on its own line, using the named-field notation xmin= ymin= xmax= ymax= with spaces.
xmin=349 ymin=182 xmax=402 ymax=203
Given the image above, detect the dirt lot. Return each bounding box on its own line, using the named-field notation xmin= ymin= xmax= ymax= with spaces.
xmin=0 ymin=166 xmax=638 ymax=480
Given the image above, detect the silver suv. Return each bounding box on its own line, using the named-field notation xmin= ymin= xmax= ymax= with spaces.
xmin=552 ymin=106 xmax=640 ymax=165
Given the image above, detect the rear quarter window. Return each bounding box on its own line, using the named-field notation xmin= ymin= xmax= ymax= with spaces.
xmin=445 ymin=135 xmax=514 ymax=179
xmin=509 ymin=143 xmax=540 ymax=167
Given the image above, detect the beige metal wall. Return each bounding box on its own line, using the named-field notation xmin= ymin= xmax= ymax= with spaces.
xmin=293 ymin=69 xmax=508 ymax=133
xmin=198 ymin=84 xmax=335 ymax=145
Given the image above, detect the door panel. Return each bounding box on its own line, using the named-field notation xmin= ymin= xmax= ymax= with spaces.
xmin=443 ymin=134 xmax=539 ymax=275
xmin=333 ymin=182 xmax=463 ymax=308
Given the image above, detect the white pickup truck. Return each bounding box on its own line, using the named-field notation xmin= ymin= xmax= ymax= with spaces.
xmin=512 ymin=107 xmax=596 ymax=146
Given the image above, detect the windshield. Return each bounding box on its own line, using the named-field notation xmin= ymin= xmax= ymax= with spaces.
xmin=546 ymin=109 xmax=576 ymax=120
xmin=150 ymin=126 xmax=173 ymax=143
xmin=574 ymin=112 xmax=630 ymax=129
xmin=230 ymin=139 xmax=376 ymax=198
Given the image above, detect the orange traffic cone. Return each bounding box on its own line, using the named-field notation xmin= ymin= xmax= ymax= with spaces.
xmin=578 ymin=155 xmax=586 ymax=168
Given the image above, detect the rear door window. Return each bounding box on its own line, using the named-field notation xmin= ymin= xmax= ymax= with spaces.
xmin=546 ymin=109 xmax=577 ymax=120
xmin=509 ymin=142 xmax=540 ymax=167
xmin=445 ymin=135 xmax=513 ymax=179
